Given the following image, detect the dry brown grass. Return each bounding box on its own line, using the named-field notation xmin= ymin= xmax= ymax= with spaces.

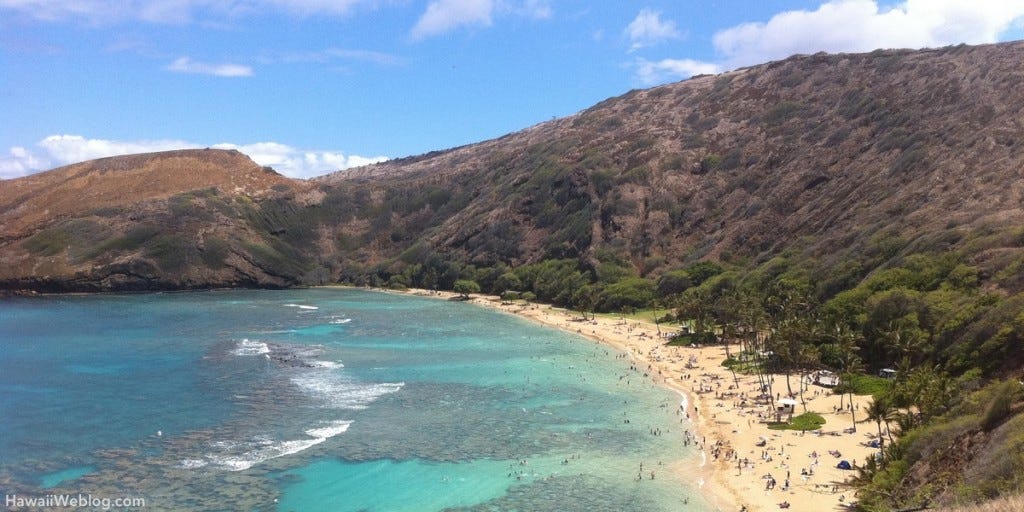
xmin=0 ymin=149 xmax=298 ymax=239
xmin=938 ymin=495 xmax=1024 ymax=512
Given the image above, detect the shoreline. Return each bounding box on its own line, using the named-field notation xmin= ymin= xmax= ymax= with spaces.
xmin=378 ymin=287 xmax=877 ymax=512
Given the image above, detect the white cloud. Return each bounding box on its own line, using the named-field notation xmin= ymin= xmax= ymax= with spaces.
xmin=0 ymin=0 xmax=370 ymax=24
xmin=261 ymin=0 xmax=365 ymax=17
xmin=0 ymin=135 xmax=388 ymax=180
xmin=634 ymin=58 xmax=720 ymax=85
xmin=410 ymin=0 xmax=494 ymax=40
xmin=165 ymin=57 xmax=253 ymax=77
xmin=407 ymin=0 xmax=550 ymax=40
xmin=632 ymin=0 xmax=1024 ymax=85
xmin=626 ymin=8 xmax=681 ymax=51
xmin=0 ymin=146 xmax=47 ymax=179
xmin=713 ymin=0 xmax=1024 ymax=69
xmin=270 ymin=47 xmax=402 ymax=66
xmin=39 ymin=135 xmax=196 ymax=164
xmin=211 ymin=141 xmax=389 ymax=178
xmin=519 ymin=0 xmax=552 ymax=20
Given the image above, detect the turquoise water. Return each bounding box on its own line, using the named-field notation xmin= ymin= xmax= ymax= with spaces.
xmin=39 ymin=466 xmax=96 ymax=489
xmin=0 ymin=289 xmax=715 ymax=511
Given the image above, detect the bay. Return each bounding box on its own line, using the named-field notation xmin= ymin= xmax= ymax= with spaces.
xmin=0 ymin=289 xmax=714 ymax=511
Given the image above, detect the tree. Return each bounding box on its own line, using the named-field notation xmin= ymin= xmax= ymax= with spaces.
xmin=675 ymin=286 xmax=715 ymax=343
xmin=828 ymin=322 xmax=864 ymax=432
xmin=796 ymin=341 xmax=821 ymax=413
xmin=656 ymin=269 xmax=693 ymax=297
xmin=597 ymin=277 xmax=656 ymax=312
xmin=572 ymin=284 xmax=600 ymax=321
xmin=684 ymin=261 xmax=724 ymax=285
xmin=829 ymin=322 xmax=864 ymax=413
xmin=453 ymin=279 xmax=480 ymax=299
xmin=493 ymin=271 xmax=523 ymax=294
xmin=864 ymin=396 xmax=898 ymax=466
xmin=863 ymin=289 xmax=929 ymax=369
xmin=762 ymin=276 xmax=816 ymax=407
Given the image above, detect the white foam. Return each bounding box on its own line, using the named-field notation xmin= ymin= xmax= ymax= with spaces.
xmin=329 ymin=318 xmax=352 ymax=324
xmin=231 ymin=339 xmax=270 ymax=356
xmin=291 ymin=372 xmax=404 ymax=410
xmin=305 ymin=421 xmax=352 ymax=439
xmin=284 ymin=304 xmax=319 ymax=310
xmin=308 ymin=360 xmax=344 ymax=369
xmin=178 ymin=459 xmax=208 ymax=469
xmin=207 ymin=420 xmax=353 ymax=472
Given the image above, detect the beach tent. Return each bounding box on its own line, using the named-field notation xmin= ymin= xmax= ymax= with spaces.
xmin=813 ymin=370 xmax=840 ymax=387
xmin=777 ymin=398 xmax=797 ymax=414
xmin=836 ymin=460 xmax=852 ymax=470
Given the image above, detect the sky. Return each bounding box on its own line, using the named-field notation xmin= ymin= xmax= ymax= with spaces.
xmin=3 ymin=0 xmax=1024 ymax=180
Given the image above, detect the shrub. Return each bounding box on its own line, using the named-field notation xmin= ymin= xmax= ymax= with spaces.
xmin=200 ymin=237 xmax=231 ymax=269
xmin=23 ymin=228 xmax=70 ymax=256
xmin=453 ymin=279 xmax=481 ymax=298
xmin=143 ymin=234 xmax=191 ymax=271
xmin=699 ymin=154 xmax=722 ymax=173
xmin=657 ymin=270 xmax=693 ymax=297
xmin=597 ymin=278 xmax=656 ymax=312
xmin=763 ymin=101 xmax=802 ymax=127
xmin=981 ymin=380 xmax=1020 ymax=432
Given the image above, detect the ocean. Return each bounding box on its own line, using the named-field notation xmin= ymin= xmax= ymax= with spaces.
xmin=0 ymin=288 xmax=715 ymax=511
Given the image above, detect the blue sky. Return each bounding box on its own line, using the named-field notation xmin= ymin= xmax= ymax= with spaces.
xmin=3 ymin=0 xmax=1024 ymax=179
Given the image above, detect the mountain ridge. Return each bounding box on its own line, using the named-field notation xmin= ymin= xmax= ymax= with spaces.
xmin=5 ymin=41 xmax=1024 ymax=292
xmin=5 ymin=40 xmax=1024 ymax=509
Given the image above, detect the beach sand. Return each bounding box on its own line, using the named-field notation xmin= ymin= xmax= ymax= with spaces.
xmin=396 ymin=289 xmax=878 ymax=512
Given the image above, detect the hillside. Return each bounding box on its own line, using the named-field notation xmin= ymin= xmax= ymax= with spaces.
xmin=5 ymin=41 xmax=1024 ymax=509
xmin=0 ymin=149 xmax=315 ymax=290
xmin=6 ymin=43 xmax=1024 ymax=293
xmin=316 ymin=42 xmax=1024 ymax=283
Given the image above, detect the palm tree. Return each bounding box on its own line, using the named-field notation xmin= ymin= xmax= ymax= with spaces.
xmin=830 ymin=322 xmax=863 ymax=421
xmin=797 ymin=342 xmax=821 ymax=413
xmin=864 ymin=396 xmax=898 ymax=466
xmin=676 ymin=286 xmax=714 ymax=344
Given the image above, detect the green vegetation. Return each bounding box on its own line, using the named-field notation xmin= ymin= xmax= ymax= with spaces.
xmin=12 ymin=43 xmax=1024 ymax=512
xmin=763 ymin=101 xmax=803 ymax=127
xmin=453 ymin=279 xmax=480 ymax=298
xmin=317 ymin=240 xmax=1024 ymax=511
xmin=854 ymin=380 xmax=1024 ymax=510
xmin=768 ymin=412 xmax=826 ymax=431
xmin=23 ymin=227 xmax=70 ymax=256
xmin=199 ymin=237 xmax=231 ymax=269
xmin=839 ymin=374 xmax=893 ymax=400
xmin=242 ymin=239 xmax=309 ymax=280
xmin=143 ymin=234 xmax=190 ymax=271
xmin=699 ymin=154 xmax=722 ymax=173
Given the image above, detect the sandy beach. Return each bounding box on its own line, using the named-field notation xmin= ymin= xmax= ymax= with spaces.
xmin=396 ymin=289 xmax=879 ymax=512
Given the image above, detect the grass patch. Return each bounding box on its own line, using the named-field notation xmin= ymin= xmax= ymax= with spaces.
xmin=241 ymin=239 xmax=309 ymax=279
xmin=593 ymin=308 xmax=673 ymax=324
xmin=839 ymin=373 xmax=893 ymax=399
xmin=665 ymin=332 xmax=718 ymax=346
xmin=199 ymin=236 xmax=230 ymax=269
xmin=23 ymin=228 xmax=70 ymax=256
xmin=722 ymin=355 xmax=764 ymax=374
xmin=143 ymin=234 xmax=191 ymax=271
xmin=768 ymin=412 xmax=826 ymax=431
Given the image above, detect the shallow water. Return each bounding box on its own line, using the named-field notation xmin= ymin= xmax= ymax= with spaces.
xmin=0 ymin=289 xmax=715 ymax=511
